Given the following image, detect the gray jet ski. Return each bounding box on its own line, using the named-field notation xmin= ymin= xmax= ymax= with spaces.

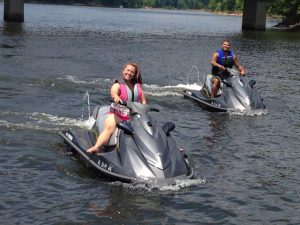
xmin=60 ymin=101 xmax=194 ymax=183
xmin=182 ymin=68 xmax=266 ymax=112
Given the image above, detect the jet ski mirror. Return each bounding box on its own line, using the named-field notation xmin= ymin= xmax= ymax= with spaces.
xmin=149 ymin=107 xmax=159 ymax=112
xmin=249 ymin=80 xmax=256 ymax=88
xmin=92 ymin=106 xmax=100 ymax=119
xmin=162 ymin=122 xmax=175 ymax=136
xmin=117 ymin=121 xmax=135 ymax=135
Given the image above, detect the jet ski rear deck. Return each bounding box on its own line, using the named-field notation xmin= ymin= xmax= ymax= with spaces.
xmin=182 ymin=89 xmax=228 ymax=112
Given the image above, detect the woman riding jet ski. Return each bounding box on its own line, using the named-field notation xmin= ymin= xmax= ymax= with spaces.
xmin=182 ymin=68 xmax=266 ymax=112
xmin=60 ymin=63 xmax=193 ymax=183
xmin=60 ymin=101 xmax=194 ymax=183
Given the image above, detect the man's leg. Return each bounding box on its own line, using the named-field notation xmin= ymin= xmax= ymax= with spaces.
xmin=211 ymin=77 xmax=220 ymax=98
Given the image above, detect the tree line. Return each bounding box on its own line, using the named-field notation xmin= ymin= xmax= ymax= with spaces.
xmin=26 ymin=0 xmax=299 ymax=25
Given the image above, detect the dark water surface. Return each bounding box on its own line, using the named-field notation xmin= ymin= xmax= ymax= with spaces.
xmin=1 ymin=3 xmax=300 ymax=224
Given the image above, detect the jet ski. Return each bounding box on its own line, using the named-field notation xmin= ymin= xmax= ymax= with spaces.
xmin=59 ymin=101 xmax=194 ymax=183
xmin=182 ymin=68 xmax=266 ymax=112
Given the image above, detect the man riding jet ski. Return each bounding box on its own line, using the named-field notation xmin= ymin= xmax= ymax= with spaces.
xmin=182 ymin=68 xmax=266 ymax=112
xmin=182 ymin=40 xmax=265 ymax=112
xmin=60 ymin=101 xmax=194 ymax=183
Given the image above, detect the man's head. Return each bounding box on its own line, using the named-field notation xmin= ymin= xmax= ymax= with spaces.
xmin=221 ymin=39 xmax=231 ymax=52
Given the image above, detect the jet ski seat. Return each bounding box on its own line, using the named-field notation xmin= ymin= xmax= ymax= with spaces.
xmin=204 ymin=74 xmax=223 ymax=96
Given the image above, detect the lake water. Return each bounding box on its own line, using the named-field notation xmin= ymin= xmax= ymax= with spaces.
xmin=1 ymin=3 xmax=300 ymax=224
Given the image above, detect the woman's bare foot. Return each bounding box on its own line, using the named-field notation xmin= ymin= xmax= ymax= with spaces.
xmin=87 ymin=146 xmax=100 ymax=153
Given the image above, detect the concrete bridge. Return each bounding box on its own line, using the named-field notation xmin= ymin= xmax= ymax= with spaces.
xmin=4 ymin=0 xmax=267 ymax=30
xmin=242 ymin=0 xmax=267 ymax=30
xmin=4 ymin=0 xmax=24 ymax=22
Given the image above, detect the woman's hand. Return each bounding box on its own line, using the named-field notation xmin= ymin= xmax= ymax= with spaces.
xmin=113 ymin=95 xmax=122 ymax=104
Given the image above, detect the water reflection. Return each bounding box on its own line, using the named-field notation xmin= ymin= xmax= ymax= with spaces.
xmin=2 ymin=21 xmax=25 ymax=35
xmin=242 ymin=29 xmax=300 ymax=41
xmin=203 ymin=113 xmax=230 ymax=149
xmin=87 ymin=186 xmax=165 ymax=223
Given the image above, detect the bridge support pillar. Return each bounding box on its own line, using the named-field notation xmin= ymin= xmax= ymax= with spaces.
xmin=4 ymin=0 xmax=24 ymax=22
xmin=242 ymin=0 xmax=266 ymax=30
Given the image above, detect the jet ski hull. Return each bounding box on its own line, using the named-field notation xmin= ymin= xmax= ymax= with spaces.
xmin=60 ymin=118 xmax=194 ymax=184
xmin=60 ymin=129 xmax=134 ymax=182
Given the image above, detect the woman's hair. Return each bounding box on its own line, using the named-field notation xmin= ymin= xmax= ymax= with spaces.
xmin=123 ymin=63 xmax=143 ymax=84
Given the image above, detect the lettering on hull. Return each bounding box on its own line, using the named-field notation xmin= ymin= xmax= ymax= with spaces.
xmin=97 ymin=159 xmax=113 ymax=172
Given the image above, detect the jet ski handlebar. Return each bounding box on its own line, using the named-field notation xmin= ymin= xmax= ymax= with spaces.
xmin=110 ymin=99 xmax=127 ymax=105
xmin=118 ymin=101 xmax=159 ymax=112
xmin=111 ymin=100 xmax=160 ymax=114
xmin=218 ymin=68 xmax=230 ymax=78
xmin=218 ymin=68 xmax=240 ymax=79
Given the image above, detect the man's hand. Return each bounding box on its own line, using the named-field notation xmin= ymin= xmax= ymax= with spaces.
xmin=218 ymin=64 xmax=226 ymax=71
xmin=239 ymin=67 xmax=246 ymax=76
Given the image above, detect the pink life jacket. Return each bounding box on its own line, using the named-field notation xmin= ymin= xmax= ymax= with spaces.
xmin=119 ymin=83 xmax=143 ymax=103
xmin=109 ymin=82 xmax=143 ymax=121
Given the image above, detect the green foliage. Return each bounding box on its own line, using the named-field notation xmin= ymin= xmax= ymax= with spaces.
xmin=267 ymin=0 xmax=299 ymax=26
xmin=267 ymin=0 xmax=300 ymax=17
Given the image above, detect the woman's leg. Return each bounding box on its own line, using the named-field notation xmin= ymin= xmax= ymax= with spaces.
xmin=87 ymin=114 xmax=118 ymax=153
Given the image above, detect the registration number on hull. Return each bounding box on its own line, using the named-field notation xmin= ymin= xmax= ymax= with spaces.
xmin=97 ymin=159 xmax=113 ymax=172
xmin=211 ymin=101 xmax=221 ymax=108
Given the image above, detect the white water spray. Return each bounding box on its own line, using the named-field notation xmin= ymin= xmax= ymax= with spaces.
xmin=82 ymin=91 xmax=91 ymax=120
xmin=186 ymin=65 xmax=201 ymax=85
xmin=81 ymin=91 xmax=95 ymax=129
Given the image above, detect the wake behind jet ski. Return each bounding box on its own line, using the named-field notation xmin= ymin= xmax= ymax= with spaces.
xmin=60 ymin=101 xmax=194 ymax=183
xmin=182 ymin=68 xmax=266 ymax=113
